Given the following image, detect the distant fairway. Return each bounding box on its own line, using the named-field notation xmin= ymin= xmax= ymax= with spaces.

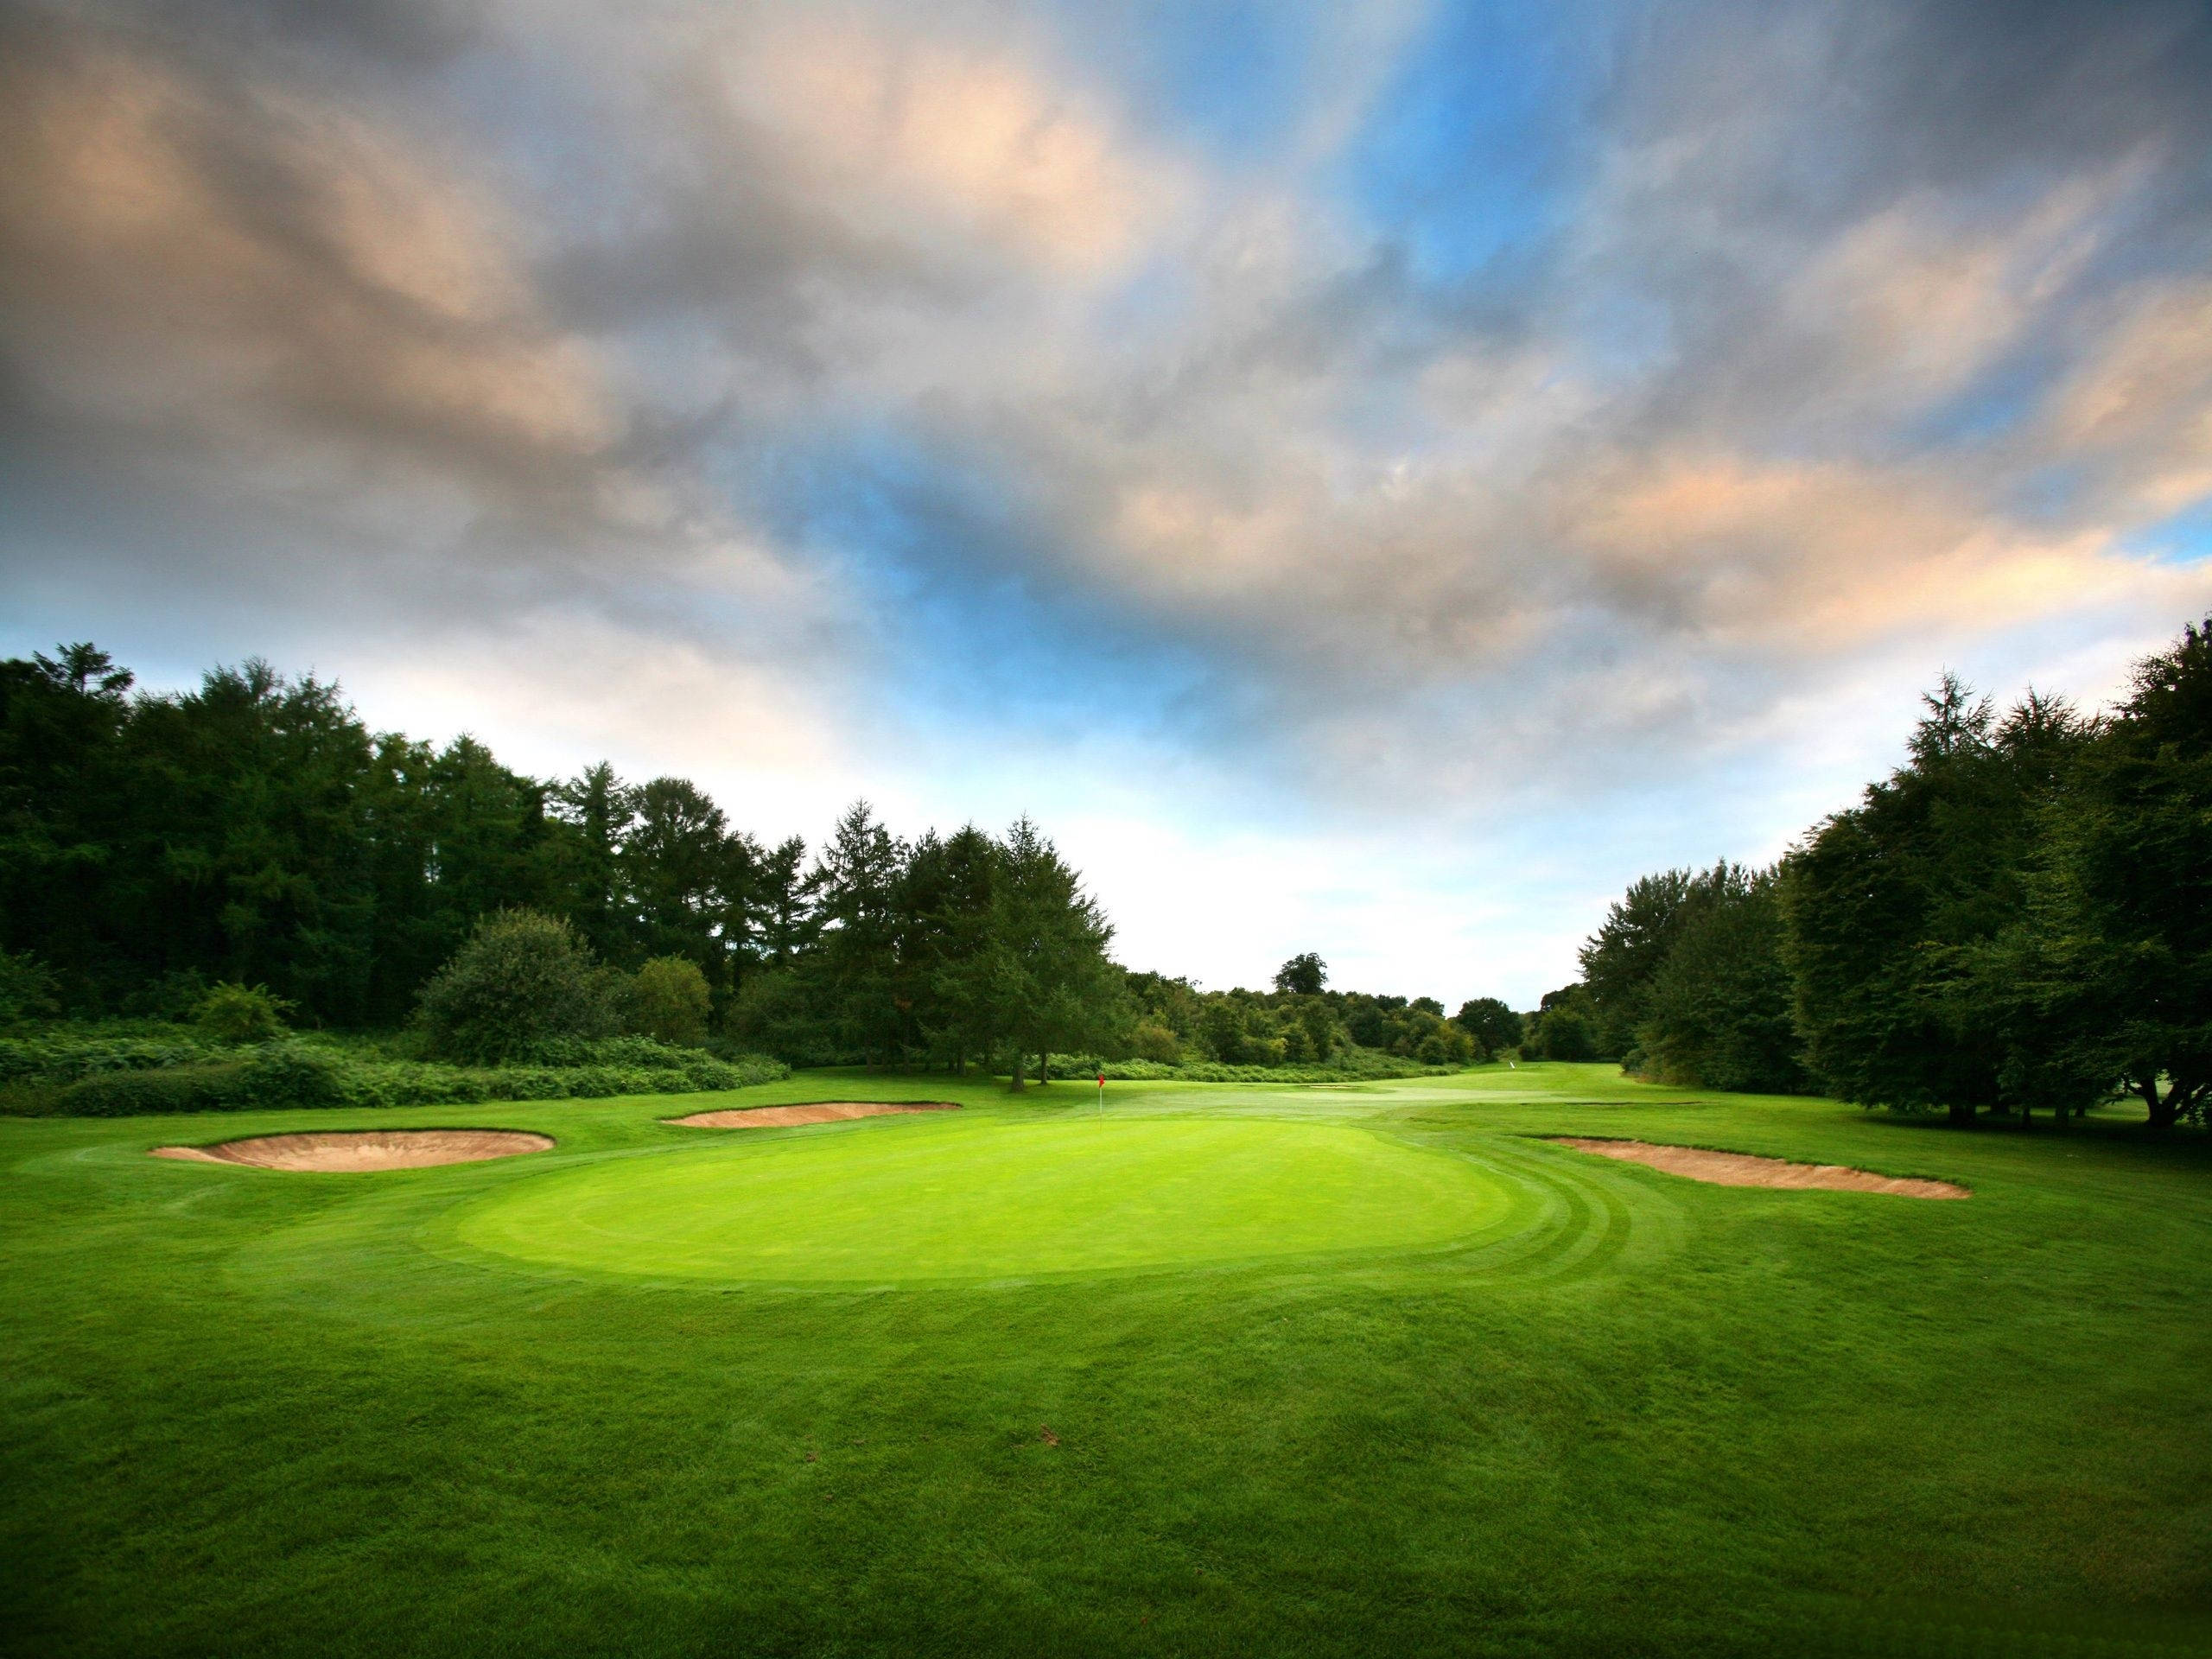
xmin=453 ymin=1116 xmax=1514 ymax=1281
xmin=6 ymin=1064 xmax=2211 ymax=1657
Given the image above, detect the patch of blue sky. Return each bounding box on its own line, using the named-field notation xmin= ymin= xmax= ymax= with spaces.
xmin=741 ymin=422 xmax=1218 ymax=741
xmin=1907 ymin=350 xmax=2062 ymax=452
xmin=1326 ymin=0 xmax=1605 ymax=288
xmin=1039 ymin=0 xmax=1322 ymax=167
xmin=1999 ymin=461 xmax=2094 ymax=526
xmin=2120 ymin=499 xmax=2212 ymax=567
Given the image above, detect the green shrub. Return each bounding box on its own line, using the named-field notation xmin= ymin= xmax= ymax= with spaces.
xmin=123 ymin=969 xmax=214 ymax=1023
xmin=1038 ymin=1049 xmax=1454 ymax=1084
xmin=518 ymin=1036 xmax=696 ymax=1071
xmin=194 ymin=982 xmax=293 ymax=1045
xmin=1131 ymin=1022 xmax=1181 ymax=1064
xmin=416 ymin=909 xmax=623 ymax=1064
xmin=631 ymin=957 xmax=711 ymax=1046
xmin=0 ymin=950 xmax=59 ymax=1026
xmin=1521 ymin=1003 xmax=1599 ymax=1062
xmin=238 ymin=1042 xmax=348 ymax=1108
xmin=24 ymin=1020 xmax=790 ymax=1116
xmin=0 ymin=1033 xmax=230 ymax=1085
xmin=55 ymin=1065 xmax=251 ymax=1116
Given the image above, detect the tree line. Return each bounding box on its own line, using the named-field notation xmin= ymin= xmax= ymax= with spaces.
xmin=1529 ymin=620 xmax=2212 ymax=1128
xmin=0 ymin=645 xmax=1517 ymax=1077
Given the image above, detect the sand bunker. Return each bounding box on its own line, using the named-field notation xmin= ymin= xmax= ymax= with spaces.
xmin=1547 ymin=1138 xmax=1968 ymax=1198
xmin=669 ymin=1101 xmax=961 ymax=1130
xmin=151 ymin=1129 xmax=554 ymax=1172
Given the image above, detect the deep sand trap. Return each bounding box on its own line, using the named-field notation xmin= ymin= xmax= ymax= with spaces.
xmin=1548 ymin=1137 xmax=1967 ymax=1198
xmin=670 ymin=1101 xmax=959 ymax=1129
xmin=152 ymin=1129 xmax=554 ymax=1172
xmin=452 ymin=1116 xmax=1513 ymax=1281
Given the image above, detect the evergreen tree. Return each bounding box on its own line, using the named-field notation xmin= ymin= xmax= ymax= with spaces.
xmin=1984 ymin=626 xmax=2212 ymax=1127
xmin=548 ymin=763 xmax=638 ymax=965
xmin=1636 ymin=869 xmax=1802 ymax=1093
xmin=626 ymin=776 xmax=753 ymax=989
xmin=1579 ymin=868 xmax=1708 ymax=1058
xmin=806 ymin=802 xmax=908 ymax=1066
xmin=988 ymin=817 xmax=1119 ymax=1088
xmin=1781 ymin=678 xmax=2077 ymax=1122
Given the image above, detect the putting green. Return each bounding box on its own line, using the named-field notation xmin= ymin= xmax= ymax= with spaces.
xmin=449 ymin=1115 xmax=1513 ymax=1282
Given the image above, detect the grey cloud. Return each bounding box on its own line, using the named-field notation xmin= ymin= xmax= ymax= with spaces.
xmin=4 ymin=0 xmax=2211 ymax=827
xmin=0 ymin=9 xmax=610 ymax=504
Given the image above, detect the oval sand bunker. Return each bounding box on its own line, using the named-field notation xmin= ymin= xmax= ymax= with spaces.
xmin=669 ymin=1101 xmax=959 ymax=1129
xmin=1548 ymin=1138 xmax=1967 ymax=1198
xmin=151 ymin=1129 xmax=554 ymax=1172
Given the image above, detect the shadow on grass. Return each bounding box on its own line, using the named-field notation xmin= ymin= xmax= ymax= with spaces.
xmin=1856 ymin=1103 xmax=2212 ymax=1167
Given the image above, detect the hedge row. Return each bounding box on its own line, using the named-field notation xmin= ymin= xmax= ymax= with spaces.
xmin=1039 ymin=1053 xmax=1458 ymax=1084
xmin=39 ymin=1041 xmax=789 ymax=1117
xmin=0 ymin=1034 xmax=235 ymax=1084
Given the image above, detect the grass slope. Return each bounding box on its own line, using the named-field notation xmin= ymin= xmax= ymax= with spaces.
xmin=3 ymin=1065 xmax=2210 ymax=1656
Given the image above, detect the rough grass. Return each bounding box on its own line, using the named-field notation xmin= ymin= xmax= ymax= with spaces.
xmin=3 ymin=1064 xmax=2209 ymax=1656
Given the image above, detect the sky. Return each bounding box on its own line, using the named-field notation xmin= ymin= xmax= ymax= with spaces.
xmin=4 ymin=0 xmax=2212 ymax=1007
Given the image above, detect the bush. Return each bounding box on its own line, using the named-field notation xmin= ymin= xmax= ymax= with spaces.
xmin=0 ymin=1033 xmax=230 ymax=1085
xmin=1131 ymin=1022 xmax=1181 ymax=1064
xmin=1038 ymin=1047 xmax=1456 ymax=1084
xmin=518 ymin=1035 xmax=691 ymax=1070
xmin=0 ymin=950 xmax=59 ymax=1025
xmin=55 ymin=1065 xmax=251 ymax=1116
xmin=631 ymin=957 xmax=711 ymax=1046
xmin=28 ymin=1031 xmax=791 ymax=1116
xmin=238 ymin=1041 xmax=348 ymax=1108
xmin=122 ymin=969 xmax=213 ymax=1022
xmin=1415 ymin=1026 xmax=1476 ymax=1066
xmin=416 ymin=909 xmax=623 ymax=1065
xmin=1522 ymin=1004 xmax=1599 ymax=1062
xmin=194 ymin=982 xmax=293 ymax=1045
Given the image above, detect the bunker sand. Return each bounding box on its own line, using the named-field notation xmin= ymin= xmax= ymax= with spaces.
xmin=1548 ymin=1137 xmax=1967 ymax=1198
xmin=151 ymin=1129 xmax=553 ymax=1172
xmin=670 ymin=1102 xmax=960 ymax=1129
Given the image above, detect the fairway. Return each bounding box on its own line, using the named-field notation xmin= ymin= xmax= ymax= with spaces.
xmin=7 ymin=1065 xmax=2211 ymax=1657
xmin=451 ymin=1116 xmax=1513 ymax=1281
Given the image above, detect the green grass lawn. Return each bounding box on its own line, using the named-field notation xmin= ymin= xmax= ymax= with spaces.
xmin=4 ymin=1065 xmax=2210 ymax=1656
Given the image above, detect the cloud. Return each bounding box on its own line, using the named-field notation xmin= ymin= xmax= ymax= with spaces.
xmin=724 ymin=16 xmax=1178 ymax=278
xmin=4 ymin=0 xmax=2212 ymax=1000
xmin=0 ymin=16 xmax=613 ymax=491
xmin=2045 ymin=279 xmax=2212 ymax=514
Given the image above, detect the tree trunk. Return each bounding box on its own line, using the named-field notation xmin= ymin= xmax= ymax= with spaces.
xmin=1039 ymin=1050 xmax=1049 ymax=1087
xmin=1948 ymin=1101 xmax=1974 ymax=1128
xmin=2147 ymin=1086 xmax=2179 ymax=1131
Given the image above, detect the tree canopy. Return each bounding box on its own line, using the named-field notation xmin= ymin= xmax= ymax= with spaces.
xmin=1546 ymin=623 xmax=2212 ymax=1128
xmin=3 ymin=645 xmax=1517 ymax=1079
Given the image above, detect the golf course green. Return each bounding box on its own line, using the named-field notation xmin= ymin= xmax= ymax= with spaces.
xmin=452 ymin=1116 xmax=1515 ymax=1281
xmin=5 ymin=1064 xmax=2210 ymax=1657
